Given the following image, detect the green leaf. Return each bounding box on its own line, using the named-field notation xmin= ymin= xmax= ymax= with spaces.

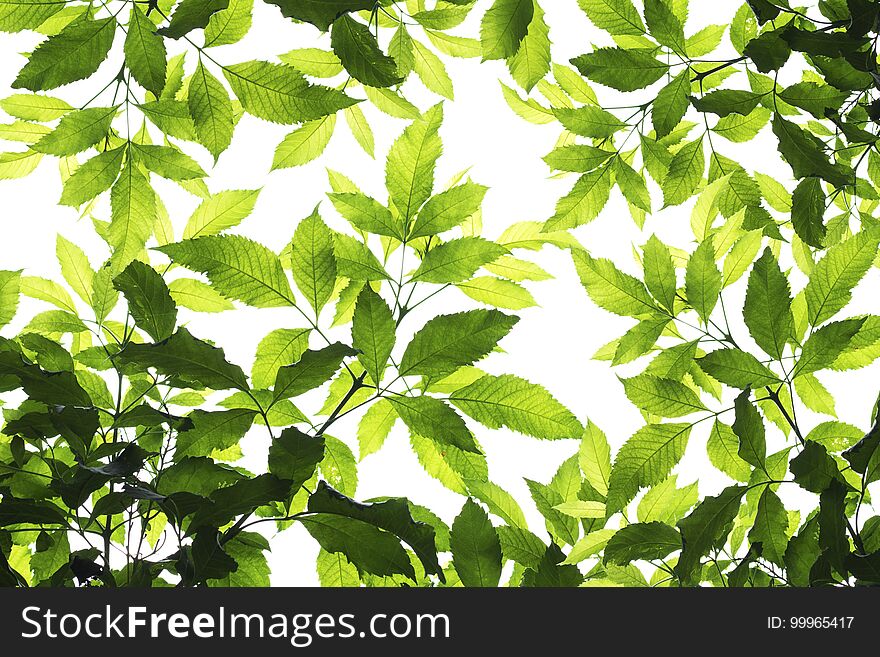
xmin=707 ymin=420 xmax=752 ymax=482
xmin=204 ymin=0 xmax=253 ymax=47
xmin=157 ymin=235 xmax=293 ymax=308
xmin=329 ymin=192 xmax=403 ymax=240
xmin=579 ymin=421 xmax=611 ymax=496
xmin=333 ymin=233 xmax=390 ymax=281
xmin=450 ymin=374 xmax=583 ymax=439
xmin=691 ymin=89 xmax=763 ymax=117
xmin=175 ymin=408 xmax=256 ymax=458
xmin=732 ymin=390 xmax=766 ymax=470
xmin=357 ymin=398 xmax=397 ymax=459
xmin=553 ymin=500 xmax=606 ymax=518
xmin=507 ymin=2 xmax=550 ymax=92
xmin=188 ymin=61 xmax=234 ymax=160
xmin=450 ymin=499 xmax=502 ymax=586
xmin=662 ymin=136 xmax=704 ymax=207
xmin=606 ymin=423 xmax=692 ymax=513
xmin=744 ymin=248 xmax=794 ymax=360
xmin=675 ymin=485 xmax=746 ymax=584
xmin=116 ymin=326 xmax=249 ymax=390
xmin=168 ymin=278 xmax=235 ymax=313
xmin=251 ymin=328 xmax=310 ymax=389
xmin=573 ymin=249 xmax=657 ymax=317
xmin=409 ymin=182 xmax=488 ymax=238
xmin=125 ymin=5 xmax=167 ymax=96
xmin=0 ymin=0 xmax=65 ymax=33
xmin=793 ymin=319 xmax=865 ymax=378
xmin=792 ymin=441 xmax=842 ymax=493
xmin=685 ymin=237 xmax=721 ymax=323
xmin=412 ymin=238 xmax=506 ymax=284
xmin=791 ymin=177 xmax=826 ymax=248
xmin=411 ymin=38 xmax=454 ymax=100
xmin=637 ymin=475 xmax=698 ymax=524
xmin=399 ymin=309 xmax=518 ymax=380
xmin=653 ymin=71 xmax=689 ymax=138
xmin=268 ymin=426 xmax=324 ymax=489
xmin=386 ymin=104 xmax=443 ymax=222
xmin=552 ymin=106 xmax=627 ymax=139
xmin=804 ymin=229 xmax=880 ymax=326
xmin=772 ymin=114 xmax=851 ymax=187
xmin=0 ymin=270 xmax=21 ymax=329
xmin=743 ymin=29 xmax=790 ymax=72
xmin=351 ymin=287 xmax=395 ymax=385
xmin=223 ymin=60 xmax=357 ymax=124
xmin=698 ymin=348 xmax=781 ymax=389
xmin=264 ymin=0 xmax=374 ymax=31
xmin=289 ymin=209 xmax=337 ymax=313
xmin=604 ymin=521 xmax=681 ymax=565
xmin=621 ymin=373 xmax=706 ymax=418
xmin=331 ymin=15 xmax=402 ymax=88
xmin=13 ymin=17 xmax=117 ymax=91
xmin=320 ymin=435 xmax=358 ymax=496
xmin=182 ymin=189 xmax=261 ymax=238
xmin=480 ymin=0 xmax=534 ymax=61
xmin=748 ymin=487 xmax=788 ymax=565
xmin=389 ymin=395 xmax=479 ymax=453
xmin=546 ymin=166 xmax=613 ymax=230
xmin=571 ymin=47 xmax=668 ymax=92
xmin=113 ymin=260 xmax=177 ymax=342
xmin=33 ymin=106 xmax=116 ymax=156
xmin=644 ymin=0 xmax=685 ymax=52
xmin=577 ymin=0 xmax=645 ymax=36
xmin=108 ymin=159 xmax=156 ymax=274
xmin=272 ymin=343 xmax=355 ymax=402
xmin=272 ymin=115 xmax=336 ymax=169
xmin=0 ymin=93 xmax=71 ymax=121
xmin=308 ymin=481 xmax=441 ymax=578
xmin=160 ymin=0 xmax=230 ymax=39
xmin=133 ymin=144 xmax=206 ymax=182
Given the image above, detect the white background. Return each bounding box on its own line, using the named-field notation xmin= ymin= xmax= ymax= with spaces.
xmin=1 ymin=1 xmax=878 ymax=585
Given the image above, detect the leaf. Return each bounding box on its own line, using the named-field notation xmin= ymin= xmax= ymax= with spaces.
xmin=160 ymin=0 xmax=230 ymax=39
xmin=411 ymin=39 xmax=454 ymax=100
xmin=320 ymin=435 xmax=358 ymax=496
xmin=308 ymin=481 xmax=441 ymax=578
xmin=272 ymin=115 xmax=336 ymax=169
xmin=744 ymin=247 xmax=793 ymax=360
xmin=410 ymin=182 xmax=488 ymax=238
xmin=108 ymin=159 xmax=156 ymax=274
xmin=772 ymin=115 xmax=851 ymax=187
xmin=357 ymin=398 xmax=397 ymax=459
xmin=168 ymin=278 xmax=235 ymax=313
xmin=606 ymin=423 xmax=692 ymax=513
xmin=333 ymin=233 xmax=390 ymax=281
xmin=579 ymin=421 xmax=611 ymax=496
xmin=329 ymin=192 xmax=403 ymax=240
xmin=662 ymin=136 xmax=704 ymax=207
xmin=386 ymin=104 xmax=443 ymax=222
xmin=642 ymin=235 xmax=677 ymax=312
xmin=675 ymin=485 xmax=746 ymax=584
xmin=389 ymin=395 xmax=479 ymax=453
xmin=331 ymin=15 xmax=402 ymax=88
xmin=690 ymin=89 xmax=763 ymax=117
xmin=685 ymin=237 xmax=722 ymax=323
xmin=748 ymin=487 xmax=788 ymax=566
xmin=507 ymin=3 xmax=550 ymax=92
xmin=182 ymin=189 xmax=261 ymax=238
xmin=573 ymin=249 xmax=657 ymax=317
xmin=288 ymin=211 xmax=339 ymax=314
xmin=33 ymin=106 xmax=116 ymax=156
xmin=125 ymin=5 xmax=167 ymax=96
xmin=267 ymin=426 xmax=324 ymax=489
xmin=578 ymin=0 xmax=644 ymax=36
xmin=804 ymin=229 xmax=880 ymax=326
xmin=351 ymin=287 xmax=395 ymax=385
xmin=450 ymin=374 xmax=583 ymax=439
xmin=653 ymin=71 xmax=689 ymax=139
xmin=264 ymin=0 xmax=374 ymax=31
xmin=793 ymin=319 xmax=865 ymax=378
xmin=732 ymin=391 xmax=766 ymax=471
xmin=273 ymin=343 xmax=355 ymax=402
xmin=133 ymin=144 xmax=206 ymax=181
xmin=450 ymin=499 xmax=502 ymax=586
xmin=553 ymin=106 xmax=626 ymax=139
xmin=621 ymin=374 xmax=706 ymax=417
xmin=188 ymin=61 xmax=234 ymax=160
xmin=204 ymin=0 xmax=253 ymax=47
xmin=571 ymin=47 xmax=668 ymax=92
xmin=412 ymin=238 xmax=505 ymax=284
xmin=637 ymin=475 xmax=699 ymax=524
xmin=157 ymin=235 xmax=293 ymax=308
xmin=223 ymin=60 xmax=357 ymax=124
xmin=791 ymin=177 xmax=826 ymax=248
xmin=13 ymin=17 xmax=117 ymax=91
xmin=113 ymin=260 xmax=177 ymax=342
xmin=604 ymin=521 xmax=681 ymax=565
xmin=792 ymin=441 xmax=841 ymax=493
xmin=553 ymin=500 xmax=606 ymax=518
xmin=400 ymin=309 xmax=518 ymax=380
xmin=480 ymin=0 xmax=534 ymax=61
xmin=116 ymin=326 xmax=249 ymax=391
xmin=175 ymin=408 xmax=256 ymax=458
xmin=251 ymin=328 xmax=310 ymax=389
xmin=697 ymin=349 xmax=781 ymax=389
